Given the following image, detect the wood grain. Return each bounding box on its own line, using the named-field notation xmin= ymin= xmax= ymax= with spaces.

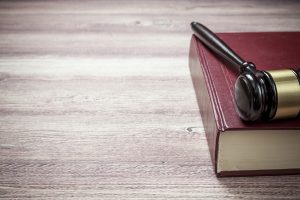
xmin=0 ymin=0 xmax=300 ymax=199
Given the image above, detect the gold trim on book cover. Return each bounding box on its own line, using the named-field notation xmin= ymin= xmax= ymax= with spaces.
xmin=268 ymin=69 xmax=300 ymax=119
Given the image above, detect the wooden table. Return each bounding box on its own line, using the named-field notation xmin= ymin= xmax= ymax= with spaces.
xmin=1 ymin=0 xmax=300 ymax=199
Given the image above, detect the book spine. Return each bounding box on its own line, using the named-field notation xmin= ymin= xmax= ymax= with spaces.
xmin=189 ymin=36 xmax=220 ymax=174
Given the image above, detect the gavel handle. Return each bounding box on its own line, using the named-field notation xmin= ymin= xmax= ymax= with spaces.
xmin=191 ymin=22 xmax=247 ymax=73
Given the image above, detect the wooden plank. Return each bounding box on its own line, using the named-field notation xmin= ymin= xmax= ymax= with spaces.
xmin=0 ymin=0 xmax=300 ymax=199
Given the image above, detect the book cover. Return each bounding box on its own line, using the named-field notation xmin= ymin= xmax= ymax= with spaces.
xmin=189 ymin=32 xmax=300 ymax=177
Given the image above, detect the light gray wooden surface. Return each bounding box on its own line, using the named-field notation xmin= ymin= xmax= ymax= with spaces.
xmin=0 ymin=0 xmax=300 ymax=199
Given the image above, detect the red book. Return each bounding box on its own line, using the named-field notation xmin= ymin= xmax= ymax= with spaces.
xmin=189 ymin=32 xmax=300 ymax=177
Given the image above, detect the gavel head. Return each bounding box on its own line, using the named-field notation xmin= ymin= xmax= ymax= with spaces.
xmin=234 ymin=66 xmax=300 ymax=121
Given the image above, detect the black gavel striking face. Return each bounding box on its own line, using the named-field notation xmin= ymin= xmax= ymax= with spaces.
xmin=191 ymin=22 xmax=300 ymax=121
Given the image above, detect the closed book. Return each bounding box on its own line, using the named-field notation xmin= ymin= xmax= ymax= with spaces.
xmin=189 ymin=32 xmax=300 ymax=177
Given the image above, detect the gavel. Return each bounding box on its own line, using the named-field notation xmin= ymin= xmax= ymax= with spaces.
xmin=191 ymin=22 xmax=300 ymax=121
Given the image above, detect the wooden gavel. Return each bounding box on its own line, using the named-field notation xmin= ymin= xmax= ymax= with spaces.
xmin=191 ymin=22 xmax=300 ymax=121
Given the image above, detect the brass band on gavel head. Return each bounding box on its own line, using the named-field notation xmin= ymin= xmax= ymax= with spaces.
xmin=267 ymin=69 xmax=300 ymax=119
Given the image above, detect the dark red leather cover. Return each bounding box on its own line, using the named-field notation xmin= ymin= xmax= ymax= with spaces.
xmin=188 ymin=32 xmax=300 ymax=177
